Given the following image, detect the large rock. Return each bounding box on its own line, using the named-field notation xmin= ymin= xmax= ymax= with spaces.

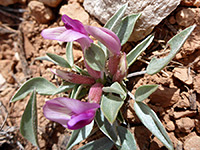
xmin=83 ymin=0 xmax=181 ymax=42
xmin=38 ymin=0 xmax=63 ymax=7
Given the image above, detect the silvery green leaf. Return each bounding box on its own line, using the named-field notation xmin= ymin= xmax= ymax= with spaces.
xmin=127 ymin=34 xmax=154 ymax=67
xmin=117 ymin=13 xmax=141 ymax=45
xmin=46 ymin=53 xmax=71 ymax=68
xmin=11 ymin=77 xmax=57 ymax=102
xmin=84 ymin=43 xmax=106 ymax=71
xmin=135 ymin=85 xmax=158 ymax=102
xmin=78 ymin=137 xmax=114 ymax=150
xmin=69 ymin=84 xmax=83 ymax=99
xmin=53 ymin=82 xmax=75 ymax=95
xmin=102 ymin=82 xmax=127 ymax=100
xmin=134 ymin=102 xmax=174 ymax=150
xmin=20 ymin=90 xmax=39 ymax=147
xmin=66 ymin=42 xmax=74 ymax=67
xmin=117 ymin=126 xmax=137 ymax=150
xmin=104 ymin=3 xmax=128 ymax=33
xmin=101 ymin=94 xmax=124 ymax=124
xmin=147 ymin=25 xmax=196 ymax=75
xmin=66 ymin=121 xmax=94 ymax=150
xmin=95 ymin=110 xmax=120 ymax=146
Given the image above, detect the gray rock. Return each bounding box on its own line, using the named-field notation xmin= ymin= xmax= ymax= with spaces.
xmin=83 ymin=0 xmax=181 ymax=42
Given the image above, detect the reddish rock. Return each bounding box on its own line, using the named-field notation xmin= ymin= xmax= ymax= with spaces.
xmin=176 ymin=8 xmax=196 ymax=27
xmin=59 ymin=3 xmax=90 ymax=25
xmin=166 ymin=121 xmax=175 ymax=131
xmin=39 ymin=0 xmax=62 ymax=7
xmin=150 ymin=86 xmax=180 ymax=108
xmin=173 ymin=110 xmax=196 ymax=119
xmin=194 ymin=74 xmax=200 ymax=94
xmin=184 ymin=135 xmax=200 ymax=150
xmin=175 ymin=92 xmax=190 ymax=109
xmin=149 ymin=137 xmax=164 ymax=150
xmin=131 ymin=126 xmax=151 ymax=150
xmin=181 ymin=0 xmax=200 ymax=7
xmin=173 ymin=68 xmax=193 ymax=85
xmin=175 ymin=117 xmax=195 ymax=133
xmin=195 ymin=119 xmax=200 ymax=134
xmin=28 ymin=1 xmax=54 ymax=24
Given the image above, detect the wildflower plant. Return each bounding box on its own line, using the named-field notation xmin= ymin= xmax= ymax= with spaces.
xmin=11 ymin=4 xmax=195 ymax=150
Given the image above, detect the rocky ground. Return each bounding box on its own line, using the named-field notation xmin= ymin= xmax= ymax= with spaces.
xmin=0 ymin=0 xmax=200 ymax=150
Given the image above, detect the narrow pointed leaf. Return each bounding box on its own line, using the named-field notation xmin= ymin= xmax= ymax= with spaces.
xmin=95 ymin=110 xmax=120 ymax=146
xmin=78 ymin=137 xmax=114 ymax=150
xmin=104 ymin=3 xmax=128 ymax=33
xmin=53 ymin=82 xmax=75 ymax=95
xmin=117 ymin=13 xmax=141 ymax=45
xmin=101 ymin=94 xmax=124 ymax=124
xmin=11 ymin=77 xmax=57 ymax=102
xmin=66 ymin=42 xmax=74 ymax=67
xmin=46 ymin=53 xmax=71 ymax=68
xmin=66 ymin=121 xmax=94 ymax=150
xmin=134 ymin=102 xmax=173 ymax=150
xmin=84 ymin=43 xmax=106 ymax=71
xmin=102 ymin=82 xmax=127 ymax=100
xmin=135 ymin=85 xmax=158 ymax=102
xmin=20 ymin=90 xmax=39 ymax=147
xmin=147 ymin=25 xmax=196 ymax=75
xmin=117 ymin=126 xmax=137 ymax=150
xmin=127 ymin=34 xmax=154 ymax=67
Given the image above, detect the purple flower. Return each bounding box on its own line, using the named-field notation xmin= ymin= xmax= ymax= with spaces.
xmin=41 ymin=15 xmax=121 ymax=54
xmin=43 ymin=97 xmax=100 ymax=130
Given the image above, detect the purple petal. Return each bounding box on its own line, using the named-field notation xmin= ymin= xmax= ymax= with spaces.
xmin=84 ymin=25 xmax=121 ymax=55
xmin=67 ymin=110 xmax=95 ymax=130
xmin=88 ymin=83 xmax=103 ymax=103
xmin=41 ymin=27 xmax=91 ymax=43
xmin=43 ymin=97 xmax=100 ymax=129
xmin=62 ymin=15 xmax=88 ymax=35
xmin=51 ymin=69 xmax=96 ymax=85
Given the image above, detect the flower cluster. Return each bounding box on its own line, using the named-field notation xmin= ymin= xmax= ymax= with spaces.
xmin=41 ymin=15 xmax=127 ymax=129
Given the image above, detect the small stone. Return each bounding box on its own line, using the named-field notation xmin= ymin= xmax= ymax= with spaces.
xmin=176 ymin=8 xmax=196 ymax=27
xmin=175 ymin=117 xmax=195 ymax=133
xmin=24 ymin=36 xmax=34 ymax=59
xmin=195 ymin=119 xmax=200 ymax=134
xmin=173 ymin=68 xmax=193 ymax=85
xmin=176 ymin=92 xmax=190 ymax=109
xmin=169 ymin=132 xmax=181 ymax=148
xmin=59 ymin=3 xmax=90 ymax=25
xmin=39 ymin=0 xmax=63 ymax=7
xmin=0 ymin=74 xmax=6 ymax=91
xmin=0 ymin=0 xmax=25 ymax=6
xmin=130 ymin=126 xmax=152 ymax=150
xmin=166 ymin=121 xmax=175 ymax=131
xmin=184 ymin=135 xmax=200 ymax=150
xmin=173 ymin=110 xmax=196 ymax=119
xmin=194 ymin=74 xmax=200 ymax=94
xmin=28 ymin=1 xmax=54 ymax=24
xmin=149 ymin=137 xmax=164 ymax=150
xmin=169 ymin=15 xmax=176 ymax=24
xmin=150 ymin=86 xmax=180 ymax=108
xmin=181 ymin=0 xmax=200 ymax=7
